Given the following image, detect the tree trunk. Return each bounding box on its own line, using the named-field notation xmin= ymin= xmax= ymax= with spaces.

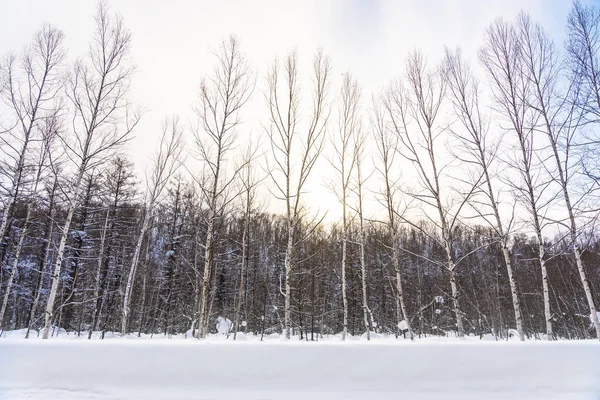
xmin=89 ymin=209 xmax=110 ymax=339
xmin=448 ymin=262 xmax=465 ymax=338
xmin=197 ymin=214 xmax=215 ymax=338
xmin=341 ymin=232 xmax=348 ymax=340
xmin=393 ymin=234 xmax=413 ymax=340
xmin=359 ymin=228 xmax=372 ymax=339
xmin=501 ymin=245 xmax=525 ymax=340
xmin=42 ymin=197 xmax=79 ymax=339
xmin=574 ymin=246 xmax=600 ymax=339
xmin=26 ymin=176 xmax=58 ymax=339
xmin=234 ymin=215 xmax=250 ymax=340
xmin=122 ymin=207 xmax=151 ymax=335
xmin=284 ymin=223 xmax=294 ymax=339
xmin=0 ymin=202 xmax=33 ymax=330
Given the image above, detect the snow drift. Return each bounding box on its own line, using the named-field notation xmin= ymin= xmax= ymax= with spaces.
xmin=1 ymin=339 xmax=599 ymax=399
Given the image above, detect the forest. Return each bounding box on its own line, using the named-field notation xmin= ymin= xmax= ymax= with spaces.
xmin=2 ymin=0 xmax=600 ymax=343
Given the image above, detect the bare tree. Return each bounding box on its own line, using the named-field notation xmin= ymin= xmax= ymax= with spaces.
xmin=567 ymin=0 xmax=600 ymax=124
xmin=328 ymin=72 xmax=360 ymax=340
xmin=479 ymin=19 xmax=556 ymax=340
xmin=42 ymin=2 xmax=140 ymax=339
xmin=0 ymin=25 xmax=65 ymax=263
xmin=233 ymin=144 xmax=261 ymax=340
xmin=121 ymin=117 xmax=183 ymax=334
xmin=265 ymin=49 xmax=330 ymax=339
xmin=193 ymin=36 xmax=254 ymax=339
xmin=384 ymin=52 xmax=480 ymax=338
xmin=444 ymin=47 xmax=525 ymax=341
xmin=351 ymin=116 xmax=374 ymax=339
xmin=520 ymin=12 xmax=600 ymax=339
xmin=371 ymin=97 xmax=414 ymax=340
xmin=0 ymin=110 xmax=58 ymax=331
xmin=90 ymin=207 xmax=110 ymax=338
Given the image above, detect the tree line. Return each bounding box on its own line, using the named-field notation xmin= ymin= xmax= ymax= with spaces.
xmin=1 ymin=1 xmax=600 ymax=341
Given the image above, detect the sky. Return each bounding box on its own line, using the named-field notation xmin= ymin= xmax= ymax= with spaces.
xmin=0 ymin=0 xmax=592 ymax=224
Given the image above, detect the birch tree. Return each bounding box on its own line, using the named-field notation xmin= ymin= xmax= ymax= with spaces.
xmin=479 ymin=19 xmax=555 ymax=340
xmin=0 ymin=111 xmax=58 ymax=331
xmin=372 ymin=98 xmax=414 ymax=339
xmin=266 ymin=49 xmax=330 ymax=339
xmin=444 ymin=48 xmax=525 ymax=341
xmin=566 ymin=1 xmax=600 ymax=338
xmin=329 ymin=73 xmax=360 ymax=340
xmin=23 ymin=158 xmax=61 ymax=339
xmin=384 ymin=52 xmax=480 ymax=338
xmin=121 ymin=117 xmax=183 ymax=334
xmin=42 ymin=3 xmax=140 ymax=339
xmin=233 ymin=145 xmax=260 ymax=340
xmin=519 ymin=12 xmax=600 ymax=339
xmin=87 ymin=156 xmax=135 ymax=338
xmin=567 ymin=1 xmax=600 ymax=124
xmin=193 ymin=36 xmax=254 ymax=338
xmin=352 ymin=119 xmax=374 ymax=339
xmin=0 ymin=25 xmax=65 ymax=263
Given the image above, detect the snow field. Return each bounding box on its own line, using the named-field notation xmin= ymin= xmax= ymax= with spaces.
xmin=1 ymin=336 xmax=599 ymax=399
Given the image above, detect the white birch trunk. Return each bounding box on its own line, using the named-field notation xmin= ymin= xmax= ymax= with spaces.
xmin=0 ymin=202 xmax=32 ymax=330
xmin=26 ymin=180 xmax=57 ymax=339
xmin=341 ymin=233 xmax=348 ymax=340
xmin=484 ymin=158 xmax=525 ymax=340
xmin=392 ymin=234 xmax=413 ymax=340
xmin=574 ymin=246 xmax=600 ymax=339
xmin=445 ymin=47 xmax=526 ymax=341
xmin=448 ymin=262 xmax=465 ymax=338
xmin=544 ymin=110 xmax=598 ymax=339
xmin=0 ymin=191 xmax=15 ymax=254
xmin=89 ymin=209 xmax=110 ymax=339
xmin=197 ymin=213 xmax=215 ymax=338
xmin=233 ymin=219 xmax=248 ymax=340
xmin=357 ymin=186 xmax=373 ymax=337
xmin=340 ymin=185 xmax=349 ymax=340
xmin=234 ymin=180 xmax=252 ymax=340
xmin=537 ymin=236 xmax=553 ymax=339
xmin=502 ymin=245 xmax=525 ymax=340
xmin=483 ymin=150 xmax=526 ymax=341
xmin=522 ymin=150 xmax=552 ymax=340
xmin=355 ymin=133 xmax=372 ymax=339
xmin=137 ymin=236 xmax=153 ymax=337
xmin=121 ymin=206 xmax=151 ymax=335
xmin=359 ymin=228 xmax=372 ymax=339
xmin=42 ymin=175 xmax=83 ymax=339
xmin=0 ymin=133 xmax=30 ymax=259
xmin=283 ymin=223 xmax=293 ymax=340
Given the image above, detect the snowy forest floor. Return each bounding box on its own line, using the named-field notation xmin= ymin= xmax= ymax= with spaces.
xmin=1 ymin=331 xmax=600 ymax=399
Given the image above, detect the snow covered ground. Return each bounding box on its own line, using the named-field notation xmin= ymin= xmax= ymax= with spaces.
xmin=1 ymin=332 xmax=600 ymax=399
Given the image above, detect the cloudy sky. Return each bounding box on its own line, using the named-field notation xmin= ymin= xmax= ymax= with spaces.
xmin=0 ymin=0 xmax=588 ymax=220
